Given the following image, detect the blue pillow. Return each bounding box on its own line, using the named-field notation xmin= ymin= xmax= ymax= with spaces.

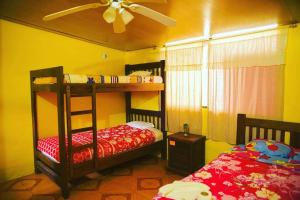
xmin=290 ymin=151 xmax=300 ymax=164
xmin=246 ymin=139 xmax=292 ymax=158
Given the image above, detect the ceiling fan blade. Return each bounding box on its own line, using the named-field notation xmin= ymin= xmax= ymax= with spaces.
xmin=128 ymin=4 xmax=176 ymax=26
xmin=120 ymin=9 xmax=134 ymax=25
xmin=103 ymin=6 xmax=117 ymax=23
xmin=126 ymin=0 xmax=167 ymax=3
xmin=43 ymin=3 xmax=108 ymax=21
xmin=113 ymin=11 xmax=126 ymax=33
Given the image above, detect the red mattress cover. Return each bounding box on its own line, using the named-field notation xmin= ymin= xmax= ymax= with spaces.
xmin=154 ymin=151 xmax=300 ymax=200
xmin=37 ymin=125 xmax=156 ymax=164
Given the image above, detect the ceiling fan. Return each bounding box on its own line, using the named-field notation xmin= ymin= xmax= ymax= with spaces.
xmin=43 ymin=0 xmax=176 ymax=33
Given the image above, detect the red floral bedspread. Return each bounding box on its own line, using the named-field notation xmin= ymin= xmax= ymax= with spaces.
xmin=37 ymin=125 xmax=156 ymax=164
xmin=155 ymin=151 xmax=300 ymax=200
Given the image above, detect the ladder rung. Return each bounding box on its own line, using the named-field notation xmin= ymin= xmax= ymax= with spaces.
xmin=71 ymin=110 xmax=93 ymax=116
xmin=73 ymin=143 xmax=94 ymax=152
xmin=71 ymin=127 xmax=94 ymax=134
xmin=71 ymin=94 xmax=93 ymax=97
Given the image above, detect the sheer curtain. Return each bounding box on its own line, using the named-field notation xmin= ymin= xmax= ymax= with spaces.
xmin=208 ymin=29 xmax=287 ymax=144
xmin=166 ymin=43 xmax=203 ymax=133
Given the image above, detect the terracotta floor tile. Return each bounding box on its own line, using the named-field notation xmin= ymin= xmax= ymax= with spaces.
xmin=137 ymin=177 xmax=163 ymax=191
xmin=31 ymin=193 xmax=60 ymax=200
xmin=31 ymin=177 xmax=60 ymax=195
xmin=69 ymin=191 xmax=100 ymax=200
xmin=99 ymin=176 xmax=136 ymax=193
xmin=133 ymin=164 xmax=166 ymax=177
xmin=100 ymin=193 xmax=131 ymax=200
xmin=0 ymin=191 xmax=32 ymax=200
xmin=72 ymin=177 xmax=102 ymax=191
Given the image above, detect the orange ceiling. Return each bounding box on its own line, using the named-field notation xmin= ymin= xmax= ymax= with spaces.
xmin=1 ymin=0 xmax=299 ymax=51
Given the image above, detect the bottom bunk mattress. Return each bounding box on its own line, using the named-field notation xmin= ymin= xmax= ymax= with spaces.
xmin=37 ymin=125 xmax=162 ymax=164
xmin=154 ymin=150 xmax=300 ymax=200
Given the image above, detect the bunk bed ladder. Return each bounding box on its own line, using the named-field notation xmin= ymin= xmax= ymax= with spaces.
xmin=66 ymin=84 xmax=97 ymax=177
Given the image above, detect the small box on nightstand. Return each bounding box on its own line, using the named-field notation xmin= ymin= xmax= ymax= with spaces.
xmin=167 ymin=132 xmax=206 ymax=175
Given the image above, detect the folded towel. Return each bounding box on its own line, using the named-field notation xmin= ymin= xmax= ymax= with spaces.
xmin=158 ymin=181 xmax=212 ymax=200
xmin=118 ymin=76 xmax=131 ymax=83
xmin=130 ymin=76 xmax=142 ymax=83
xmin=143 ymin=76 xmax=163 ymax=83
xmin=34 ymin=77 xmax=57 ymax=84
xmin=64 ymin=74 xmax=88 ymax=83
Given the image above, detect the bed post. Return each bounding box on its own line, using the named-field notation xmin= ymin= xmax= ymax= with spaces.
xmin=56 ymin=67 xmax=69 ymax=198
xmin=160 ymin=60 xmax=167 ymax=160
xmin=125 ymin=61 xmax=167 ymax=159
xmin=125 ymin=64 xmax=131 ymax=122
xmin=30 ymin=72 xmax=40 ymax=174
xmin=236 ymin=114 xmax=246 ymax=145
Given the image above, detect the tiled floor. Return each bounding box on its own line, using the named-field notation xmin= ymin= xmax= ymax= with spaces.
xmin=0 ymin=155 xmax=183 ymax=200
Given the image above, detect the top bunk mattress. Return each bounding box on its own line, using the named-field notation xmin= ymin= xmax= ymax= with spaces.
xmin=34 ymin=74 xmax=163 ymax=84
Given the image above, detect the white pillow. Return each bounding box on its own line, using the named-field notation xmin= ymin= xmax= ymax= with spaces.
xmin=129 ymin=71 xmax=152 ymax=77
xmin=126 ymin=121 xmax=155 ymax=129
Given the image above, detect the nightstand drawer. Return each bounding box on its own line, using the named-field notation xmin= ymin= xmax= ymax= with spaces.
xmin=167 ymin=132 xmax=206 ymax=175
xmin=168 ymin=140 xmax=191 ymax=170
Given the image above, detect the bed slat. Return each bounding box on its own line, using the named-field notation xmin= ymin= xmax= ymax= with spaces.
xmin=280 ymin=130 xmax=285 ymax=142
xmin=264 ymin=128 xmax=268 ymax=139
xmin=256 ymin=127 xmax=261 ymax=139
xmin=71 ymin=127 xmax=93 ymax=134
xmin=272 ymin=129 xmax=276 ymax=140
xmin=71 ymin=110 xmax=93 ymax=116
xmin=249 ymin=126 xmax=253 ymax=141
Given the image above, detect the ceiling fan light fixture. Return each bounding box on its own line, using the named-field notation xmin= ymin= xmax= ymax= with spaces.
xmin=120 ymin=8 xmax=134 ymax=25
xmin=103 ymin=6 xmax=116 ymax=23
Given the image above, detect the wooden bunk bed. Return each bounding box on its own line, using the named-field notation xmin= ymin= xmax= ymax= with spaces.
xmin=30 ymin=60 xmax=166 ymax=198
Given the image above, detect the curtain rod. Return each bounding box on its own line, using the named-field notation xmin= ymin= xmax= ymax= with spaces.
xmin=163 ymin=23 xmax=297 ymax=48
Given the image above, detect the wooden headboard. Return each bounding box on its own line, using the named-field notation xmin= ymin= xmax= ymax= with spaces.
xmin=236 ymin=114 xmax=300 ymax=148
xmin=125 ymin=60 xmax=165 ymax=80
xmin=124 ymin=60 xmax=166 ymax=132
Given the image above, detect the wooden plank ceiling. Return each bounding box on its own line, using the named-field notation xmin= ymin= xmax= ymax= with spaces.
xmin=1 ymin=0 xmax=299 ymax=51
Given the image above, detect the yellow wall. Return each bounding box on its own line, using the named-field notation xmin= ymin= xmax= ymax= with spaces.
xmin=283 ymin=25 xmax=300 ymax=122
xmin=0 ymin=19 xmax=125 ymax=181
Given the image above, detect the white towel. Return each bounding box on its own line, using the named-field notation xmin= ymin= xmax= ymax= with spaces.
xmin=143 ymin=76 xmax=163 ymax=83
xmin=64 ymin=74 xmax=88 ymax=83
xmin=158 ymin=181 xmax=212 ymax=200
xmin=118 ymin=76 xmax=131 ymax=83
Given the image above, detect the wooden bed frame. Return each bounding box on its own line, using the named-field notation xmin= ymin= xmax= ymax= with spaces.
xmin=236 ymin=113 xmax=300 ymax=148
xmin=30 ymin=61 xmax=166 ymax=198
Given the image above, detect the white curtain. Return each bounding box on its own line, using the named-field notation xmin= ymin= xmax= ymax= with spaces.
xmin=208 ymin=29 xmax=287 ymax=144
xmin=166 ymin=43 xmax=203 ymax=133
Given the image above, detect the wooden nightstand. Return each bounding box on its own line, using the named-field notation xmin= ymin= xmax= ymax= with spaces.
xmin=167 ymin=132 xmax=206 ymax=175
